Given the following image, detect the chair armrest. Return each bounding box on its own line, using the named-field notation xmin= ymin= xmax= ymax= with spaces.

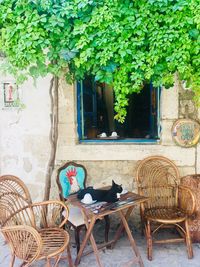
xmin=2 ymin=200 xmax=69 ymax=229
xmin=1 ymin=225 xmax=42 ymax=264
xmin=178 ymin=185 xmax=196 ymax=216
xmin=31 ymin=200 xmax=69 ymax=229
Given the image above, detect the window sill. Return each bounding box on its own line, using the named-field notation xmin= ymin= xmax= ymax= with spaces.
xmin=79 ymin=138 xmax=160 ymax=144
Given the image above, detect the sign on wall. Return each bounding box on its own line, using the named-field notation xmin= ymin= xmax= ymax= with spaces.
xmin=2 ymin=82 xmax=21 ymax=108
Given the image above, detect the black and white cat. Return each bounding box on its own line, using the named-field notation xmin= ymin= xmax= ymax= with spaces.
xmin=77 ymin=180 xmax=123 ymax=203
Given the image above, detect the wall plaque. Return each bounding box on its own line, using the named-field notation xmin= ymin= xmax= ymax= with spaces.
xmin=172 ymin=119 xmax=200 ymax=147
xmin=3 ymin=82 xmax=20 ymax=108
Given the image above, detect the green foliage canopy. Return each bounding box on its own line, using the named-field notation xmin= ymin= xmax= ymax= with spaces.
xmin=0 ymin=0 xmax=199 ymax=121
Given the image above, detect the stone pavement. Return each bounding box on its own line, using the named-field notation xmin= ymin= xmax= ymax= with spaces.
xmin=1 ymin=222 xmax=200 ymax=267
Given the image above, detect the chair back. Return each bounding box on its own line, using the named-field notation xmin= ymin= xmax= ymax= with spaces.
xmin=136 ymin=156 xmax=180 ymax=209
xmin=0 ymin=175 xmax=32 ymax=226
xmin=57 ymin=161 xmax=87 ymax=200
xmin=2 ymin=200 xmax=67 ymax=230
xmin=0 ymin=192 xmax=33 ymax=227
xmin=0 ymin=175 xmax=32 ymax=202
xmin=30 ymin=201 xmax=69 ymax=229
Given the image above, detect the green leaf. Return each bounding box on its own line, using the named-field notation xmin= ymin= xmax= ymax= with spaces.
xmin=0 ymin=0 xmax=199 ymax=122
xmin=189 ymin=29 xmax=199 ymax=39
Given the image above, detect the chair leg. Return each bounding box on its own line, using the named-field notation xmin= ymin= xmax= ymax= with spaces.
xmin=146 ymin=220 xmax=153 ymax=261
xmin=54 ymin=255 xmax=61 ymax=267
xmin=185 ymin=219 xmax=193 ymax=259
xmin=141 ymin=220 xmax=145 ymax=236
xmin=74 ymin=226 xmax=81 ymax=254
xmin=67 ymin=244 xmax=74 ymax=267
xmin=104 ymin=215 xmax=110 ymax=243
xmin=19 ymin=262 xmax=29 ymax=267
xmin=46 ymin=258 xmax=51 ymax=267
xmin=9 ymin=254 xmax=15 ymax=267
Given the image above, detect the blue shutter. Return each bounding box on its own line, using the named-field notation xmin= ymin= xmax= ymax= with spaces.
xmin=77 ymin=78 xmax=98 ymax=140
xmin=150 ymin=83 xmax=161 ymax=139
xmin=77 ymin=81 xmax=83 ymax=139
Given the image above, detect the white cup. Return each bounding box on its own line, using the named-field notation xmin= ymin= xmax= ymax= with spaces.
xmin=100 ymin=132 xmax=107 ymax=137
xmin=111 ymin=131 xmax=118 ymax=137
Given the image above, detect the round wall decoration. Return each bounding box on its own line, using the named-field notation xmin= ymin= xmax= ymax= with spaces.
xmin=172 ymin=119 xmax=200 ymax=148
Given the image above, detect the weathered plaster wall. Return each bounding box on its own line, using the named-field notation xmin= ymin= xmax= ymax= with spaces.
xmin=0 ymin=73 xmax=52 ymax=201
xmin=1 ymin=72 xmax=199 ymax=203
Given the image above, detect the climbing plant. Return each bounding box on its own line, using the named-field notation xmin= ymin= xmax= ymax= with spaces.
xmin=0 ymin=0 xmax=199 ymax=198
xmin=0 ymin=0 xmax=199 ymax=121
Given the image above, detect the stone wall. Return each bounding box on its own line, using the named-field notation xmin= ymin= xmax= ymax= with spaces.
xmin=1 ymin=72 xmax=200 ymax=205
xmin=56 ymin=78 xmax=199 ymax=182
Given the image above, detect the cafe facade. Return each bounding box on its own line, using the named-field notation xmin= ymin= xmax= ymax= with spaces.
xmin=1 ymin=71 xmax=200 ymax=204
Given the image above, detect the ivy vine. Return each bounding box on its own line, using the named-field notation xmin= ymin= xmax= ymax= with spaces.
xmin=0 ymin=0 xmax=199 ymax=121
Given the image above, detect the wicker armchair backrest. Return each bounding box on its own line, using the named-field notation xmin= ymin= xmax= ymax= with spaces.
xmin=0 ymin=175 xmax=32 ymax=202
xmin=136 ymin=156 xmax=180 ymax=209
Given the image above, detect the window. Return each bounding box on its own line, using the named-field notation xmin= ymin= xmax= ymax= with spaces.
xmin=77 ymin=76 xmax=161 ymax=142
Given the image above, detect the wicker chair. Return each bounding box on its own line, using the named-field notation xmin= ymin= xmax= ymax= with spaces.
xmin=0 ymin=175 xmax=32 ymax=202
xmin=136 ymin=155 xmax=196 ymax=260
xmin=0 ymin=175 xmax=32 ymax=226
xmin=57 ymin=161 xmax=110 ymax=253
xmin=1 ymin=200 xmax=73 ymax=267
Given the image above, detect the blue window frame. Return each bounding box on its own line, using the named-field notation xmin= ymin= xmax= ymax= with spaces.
xmin=77 ymin=77 xmax=161 ymax=143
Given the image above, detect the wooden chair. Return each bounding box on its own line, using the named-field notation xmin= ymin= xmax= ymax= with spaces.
xmin=57 ymin=161 xmax=110 ymax=253
xmin=136 ymin=155 xmax=196 ymax=260
xmin=1 ymin=199 xmax=73 ymax=267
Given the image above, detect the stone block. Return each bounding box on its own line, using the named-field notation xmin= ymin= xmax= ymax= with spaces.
xmin=162 ymin=85 xmax=179 ymax=119
xmin=161 ymin=119 xmax=174 ymax=146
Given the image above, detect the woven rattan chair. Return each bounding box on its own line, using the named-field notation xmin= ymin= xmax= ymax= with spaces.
xmin=0 ymin=175 xmax=32 ymax=226
xmin=0 ymin=175 xmax=32 ymax=201
xmin=57 ymin=161 xmax=110 ymax=253
xmin=136 ymin=155 xmax=196 ymax=260
xmin=1 ymin=200 xmax=73 ymax=267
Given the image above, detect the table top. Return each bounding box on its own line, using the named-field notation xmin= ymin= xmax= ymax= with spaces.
xmin=67 ymin=190 xmax=148 ymax=219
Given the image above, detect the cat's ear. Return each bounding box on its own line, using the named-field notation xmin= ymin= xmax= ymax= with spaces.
xmin=112 ymin=180 xmax=115 ymax=185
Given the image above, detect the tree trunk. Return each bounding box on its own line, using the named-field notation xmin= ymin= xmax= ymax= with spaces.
xmin=43 ymin=76 xmax=59 ymax=201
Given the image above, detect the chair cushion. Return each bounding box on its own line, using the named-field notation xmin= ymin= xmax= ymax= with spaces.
xmin=62 ymin=204 xmax=85 ymax=227
xmin=144 ymin=207 xmax=187 ymax=223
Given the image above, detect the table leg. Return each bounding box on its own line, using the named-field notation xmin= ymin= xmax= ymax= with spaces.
xmin=74 ymin=216 xmax=103 ymax=267
xmin=74 ymin=216 xmax=96 ymax=266
xmin=111 ymin=206 xmax=134 ymax=248
xmin=88 ymin=231 xmax=104 ymax=267
xmin=118 ymin=210 xmax=144 ymax=267
xmin=85 ymin=217 xmax=104 ymax=267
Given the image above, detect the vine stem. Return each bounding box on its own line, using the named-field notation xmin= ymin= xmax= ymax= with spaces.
xmin=43 ymin=75 xmax=59 ymax=201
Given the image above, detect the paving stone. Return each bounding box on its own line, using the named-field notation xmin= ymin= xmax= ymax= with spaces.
xmin=1 ymin=229 xmax=200 ymax=267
